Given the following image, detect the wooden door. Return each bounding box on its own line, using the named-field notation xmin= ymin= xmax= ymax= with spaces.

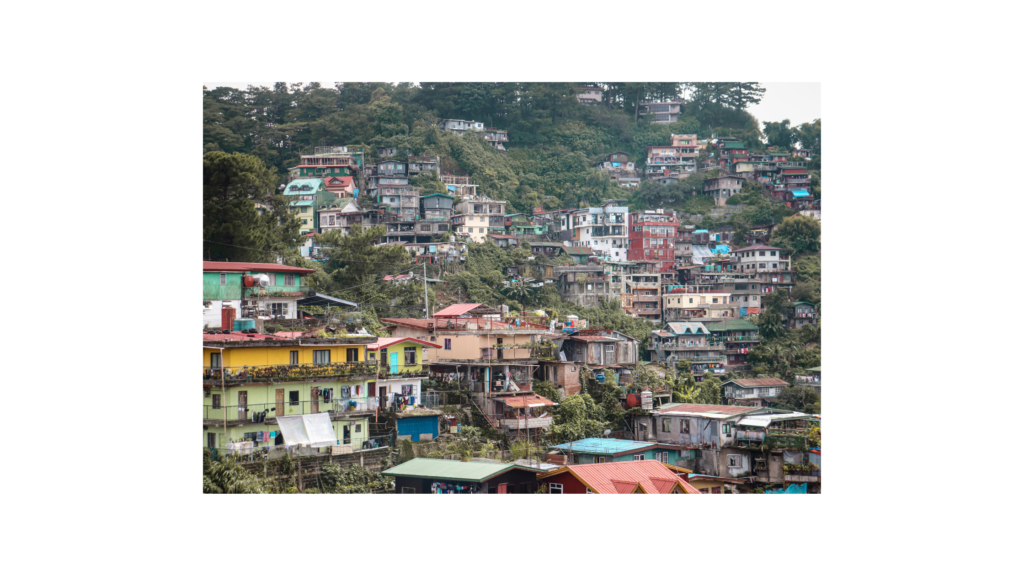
xmin=311 ymin=387 xmax=319 ymax=414
xmin=275 ymin=389 xmax=285 ymax=416
xmin=497 ymin=338 xmax=503 ymax=360
xmin=237 ymin=391 xmax=247 ymax=421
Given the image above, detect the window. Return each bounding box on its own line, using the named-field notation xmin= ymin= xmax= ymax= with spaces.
xmin=444 ymin=338 xmax=452 ymax=350
xmin=405 ymin=347 xmax=417 ymax=365
xmin=572 ymin=454 xmax=581 ymax=464
xmin=301 ymin=207 xmax=308 ymax=213
xmin=586 ymin=488 xmax=595 ymax=494
xmin=759 ymin=251 xmax=765 ymax=256
xmin=728 ymin=455 xmax=741 ymax=468
xmin=289 ymin=351 xmax=298 ymax=365
xmin=711 ymin=486 xmax=722 ymax=494
xmin=347 ymin=348 xmax=358 ymax=362
xmin=313 ymin=350 xmax=330 ymax=364
xmin=770 ymin=251 xmax=776 ymax=256
xmin=284 ymin=274 xmax=295 ymax=286
xmin=268 ymin=273 xmax=276 ymax=286
xmin=681 ymin=419 xmax=690 ymax=433
xmin=549 ymin=483 xmax=563 ymax=494
xmin=662 ymin=419 xmax=671 ymax=433
xmin=699 ymin=488 xmax=709 ymax=494
xmin=270 ymin=303 xmax=288 ymax=316
xmin=633 ymin=454 xmax=645 ymax=461
xmin=212 ymin=394 xmax=221 ymax=409
xmin=219 ymin=273 xmax=226 ymax=286
xmin=355 ymin=424 xmax=361 ymax=433
xmin=597 ymin=457 xmax=605 ymax=463
xmin=289 ymin=391 xmax=299 ymax=405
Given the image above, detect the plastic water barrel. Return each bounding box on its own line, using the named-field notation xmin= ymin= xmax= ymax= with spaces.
xmin=233 ymin=318 xmax=256 ymax=332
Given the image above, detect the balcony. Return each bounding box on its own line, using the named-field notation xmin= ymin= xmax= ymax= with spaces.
xmin=480 ymin=348 xmax=533 ymax=361
xmin=654 ymin=344 xmax=725 ymax=352
xmin=501 ymin=416 xmax=553 ymax=430
xmin=203 ymin=397 xmax=379 ymax=425
xmin=202 ymin=361 xmax=378 ymax=384
xmin=636 ymin=294 xmax=660 ymax=302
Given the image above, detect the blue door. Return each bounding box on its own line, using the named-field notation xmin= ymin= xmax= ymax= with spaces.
xmin=390 ymin=352 xmax=399 ymax=374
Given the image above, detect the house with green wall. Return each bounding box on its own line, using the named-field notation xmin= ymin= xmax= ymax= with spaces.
xmin=283 ymin=179 xmax=331 ymax=234
xmin=202 ymin=261 xmax=314 ymax=328
xmin=552 ymin=437 xmax=698 ymax=466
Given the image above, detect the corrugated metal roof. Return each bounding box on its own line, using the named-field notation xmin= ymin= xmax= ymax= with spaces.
xmin=654 ymin=404 xmax=760 ymax=417
xmin=284 ymin=179 xmax=324 ymax=195
xmin=563 ymin=246 xmax=594 ymax=256
xmin=666 ymin=322 xmax=710 ymax=335
xmin=500 ymin=394 xmax=556 ymax=409
xmin=552 ymin=438 xmax=654 ymax=455
xmin=366 ymin=337 xmax=442 ymax=350
xmin=543 ymin=461 xmax=700 ymax=494
xmin=433 ymin=304 xmax=485 ymax=317
xmin=726 ymin=378 xmax=790 ymax=388
xmin=382 ymin=458 xmax=524 ymax=482
xmin=704 ymin=318 xmax=759 ymax=332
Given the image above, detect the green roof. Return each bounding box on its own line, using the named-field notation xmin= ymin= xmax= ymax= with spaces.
xmin=382 ymin=458 xmax=523 ymax=482
xmin=722 ymin=142 xmax=746 ymax=149
xmin=284 ymin=179 xmax=324 ymax=195
xmin=290 ymin=200 xmax=314 ymax=207
xmin=793 ymin=301 xmax=815 ymax=307
xmin=420 ymin=193 xmax=456 ymax=200
xmin=706 ymin=318 xmax=759 ymax=332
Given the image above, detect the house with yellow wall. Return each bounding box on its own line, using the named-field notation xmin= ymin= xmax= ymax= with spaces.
xmin=202 ymin=331 xmax=377 ymax=452
xmin=366 ymin=337 xmax=441 ymax=409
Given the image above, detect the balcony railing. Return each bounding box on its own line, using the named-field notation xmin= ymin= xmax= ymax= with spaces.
xmin=654 ymin=344 xmax=725 ymax=352
xmin=202 ymin=361 xmax=377 ymax=383
xmin=501 ymin=416 xmax=553 ymax=430
xmin=203 ymin=398 xmax=379 ymax=422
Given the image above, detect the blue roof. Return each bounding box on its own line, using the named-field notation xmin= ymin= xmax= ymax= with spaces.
xmin=791 ymin=190 xmax=810 ymax=197
xmin=552 ymin=438 xmax=655 ymax=455
xmin=694 ymin=229 xmax=708 ymax=233
xmin=290 ymin=200 xmax=314 ymax=207
xmin=284 ymin=179 xmax=324 ymax=195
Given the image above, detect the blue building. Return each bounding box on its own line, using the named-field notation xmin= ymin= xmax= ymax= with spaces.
xmin=396 ymin=410 xmax=442 ymax=442
xmin=552 ymin=437 xmax=696 ymax=465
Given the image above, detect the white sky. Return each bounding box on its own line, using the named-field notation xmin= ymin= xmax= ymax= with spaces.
xmin=205 ymin=81 xmax=820 ymax=125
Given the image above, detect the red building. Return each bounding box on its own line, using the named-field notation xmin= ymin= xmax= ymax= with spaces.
xmin=628 ymin=210 xmax=678 ymax=274
xmin=538 ymin=460 xmax=701 ymax=494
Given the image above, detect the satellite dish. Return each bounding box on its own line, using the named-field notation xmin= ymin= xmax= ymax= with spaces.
xmin=603 ymin=429 xmax=612 ymax=437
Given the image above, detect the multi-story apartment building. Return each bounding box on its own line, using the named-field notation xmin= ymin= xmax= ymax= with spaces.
xmin=382 ymin=304 xmax=555 ymax=436
xmin=639 ymin=101 xmax=683 ymax=124
xmin=454 ymin=197 xmax=506 ymax=243
xmin=483 ymin=127 xmax=509 ymax=151
xmin=203 ymin=262 xmax=315 ymax=328
xmin=644 ymin=145 xmax=698 ymax=180
xmin=438 ymin=119 xmax=508 ymax=150
xmin=704 ymin=318 xmax=761 ymax=370
xmin=367 ymin=159 xmax=409 ymax=196
xmin=574 ymin=85 xmax=604 ymax=105
xmin=650 ymin=322 xmax=727 ymax=379
xmin=554 ymin=264 xmax=614 ymax=307
xmin=377 ymin=185 xmax=420 ymax=224
xmin=563 ymin=203 xmax=630 ymax=261
xmin=202 ymin=331 xmax=377 ymax=453
xmin=365 ymin=337 xmax=441 ymax=409
xmin=788 ymin=301 xmax=818 ymax=330
xmin=661 ymin=288 xmax=736 ymax=321
xmin=290 ymin=146 xmax=359 ymax=181
xmin=622 ymin=267 xmax=662 ymax=322
xmin=318 ymin=200 xmax=366 ymax=237
xmin=670 ymin=134 xmax=698 ymax=148
xmin=703 ymin=175 xmax=744 ymax=206
xmin=728 ymin=245 xmax=794 ymax=294
xmin=628 ymin=210 xmax=678 ymax=274
xmin=716 ymin=139 xmax=748 ymax=169
xmin=283 ymin=179 xmax=331 ymax=234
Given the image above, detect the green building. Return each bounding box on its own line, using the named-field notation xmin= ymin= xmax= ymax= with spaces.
xmin=202 ymin=262 xmax=314 ymax=328
xmin=283 ymin=179 xmax=331 ymax=234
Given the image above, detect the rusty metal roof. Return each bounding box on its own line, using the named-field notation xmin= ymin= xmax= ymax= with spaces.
xmin=541 ymin=461 xmax=700 ymax=494
xmin=499 ymin=394 xmax=556 ymax=409
xmin=726 ymin=378 xmax=790 ymax=388
xmin=202 ymin=262 xmax=315 ymax=274
xmin=655 ymin=404 xmax=761 ymax=417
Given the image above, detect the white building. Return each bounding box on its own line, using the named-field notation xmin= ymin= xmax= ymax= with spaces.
xmin=561 ymin=202 xmax=630 ymax=261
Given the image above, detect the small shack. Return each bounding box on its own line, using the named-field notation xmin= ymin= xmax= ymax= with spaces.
xmin=395 ymin=408 xmax=443 ymax=442
xmin=383 ymin=458 xmax=544 ymax=494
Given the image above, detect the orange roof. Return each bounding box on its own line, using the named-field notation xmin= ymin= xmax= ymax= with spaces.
xmin=367 ymin=337 xmax=442 ymax=350
xmin=541 ymin=461 xmax=700 ymax=494
xmin=499 ymin=394 xmax=556 ymax=409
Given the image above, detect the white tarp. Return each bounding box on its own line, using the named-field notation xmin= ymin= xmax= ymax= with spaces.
xmin=691 ymin=245 xmax=714 ymax=265
xmin=276 ymin=413 xmax=337 ymax=447
xmin=736 ymin=416 xmax=772 ymax=428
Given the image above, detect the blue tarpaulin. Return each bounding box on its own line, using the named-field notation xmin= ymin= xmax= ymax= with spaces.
xmin=447 ymin=185 xmax=458 ymax=192
xmin=791 ymin=190 xmax=809 ymax=198
xmin=767 ymin=483 xmax=807 ymax=494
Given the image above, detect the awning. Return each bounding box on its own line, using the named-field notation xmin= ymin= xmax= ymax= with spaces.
xmin=275 ymin=413 xmax=337 ymax=447
xmin=736 ymin=416 xmax=771 ymax=428
xmin=500 ymin=394 xmax=557 ymax=409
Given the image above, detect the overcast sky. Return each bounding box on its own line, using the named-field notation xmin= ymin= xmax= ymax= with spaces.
xmin=205 ymin=81 xmax=819 ymax=125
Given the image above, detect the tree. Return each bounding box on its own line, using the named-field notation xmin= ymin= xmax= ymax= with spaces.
xmin=793 ymin=119 xmax=821 ymax=156
xmin=203 ymin=449 xmax=273 ymax=494
xmin=774 ymin=386 xmax=821 ymax=414
xmin=772 ymin=215 xmax=821 ymax=256
xmin=763 ymin=119 xmax=794 ymax=150
xmin=550 ymin=394 xmax=608 ymax=443
xmin=319 ymin=462 xmax=393 ymax=493
xmin=203 ymin=151 xmax=302 ymax=262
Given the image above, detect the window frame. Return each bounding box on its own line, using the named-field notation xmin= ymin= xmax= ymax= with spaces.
xmin=313 ymin=350 xmax=331 ymax=364
xmin=548 ymin=483 xmax=563 ymax=494
xmin=633 ymin=454 xmax=645 ymax=461
xmin=219 ymin=273 xmax=226 ymax=286
xmin=289 ymin=351 xmax=298 ymax=365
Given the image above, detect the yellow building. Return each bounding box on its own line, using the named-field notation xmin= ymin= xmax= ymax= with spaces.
xmin=202 ymin=331 xmax=377 ymax=452
xmin=366 ymin=337 xmax=441 ymax=408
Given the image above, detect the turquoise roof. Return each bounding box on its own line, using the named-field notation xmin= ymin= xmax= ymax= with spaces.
xmin=791 ymin=190 xmax=810 ymax=197
xmin=290 ymin=200 xmax=314 ymax=207
xmin=284 ymin=179 xmax=324 ymax=195
xmin=552 ymin=438 xmax=655 ymax=455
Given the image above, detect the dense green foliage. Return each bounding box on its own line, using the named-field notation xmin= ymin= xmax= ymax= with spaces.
xmin=771 ymin=215 xmax=821 ymax=256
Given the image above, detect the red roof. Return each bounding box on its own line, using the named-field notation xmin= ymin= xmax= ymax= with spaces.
xmin=203 ymin=262 xmax=315 ymax=274
xmin=433 ymin=304 xmax=485 ymax=318
xmin=202 ymin=331 xmax=288 ymax=342
xmin=367 ymin=337 xmax=442 ymax=351
xmin=500 ymin=394 xmax=556 ymax=409
xmin=543 ymin=461 xmax=700 ymax=494
xmin=570 ymin=335 xmax=619 ymax=343
xmin=323 ymin=176 xmax=354 ymax=186
xmin=657 ymin=404 xmax=759 ymax=415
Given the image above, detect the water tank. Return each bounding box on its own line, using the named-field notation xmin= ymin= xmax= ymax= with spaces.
xmin=626 ymin=393 xmax=642 ymax=408
xmin=242 ymin=275 xmax=256 ymax=287
xmin=255 ymin=274 xmax=271 ymax=288
xmin=233 ymin=318 xmax=256 ymax=332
